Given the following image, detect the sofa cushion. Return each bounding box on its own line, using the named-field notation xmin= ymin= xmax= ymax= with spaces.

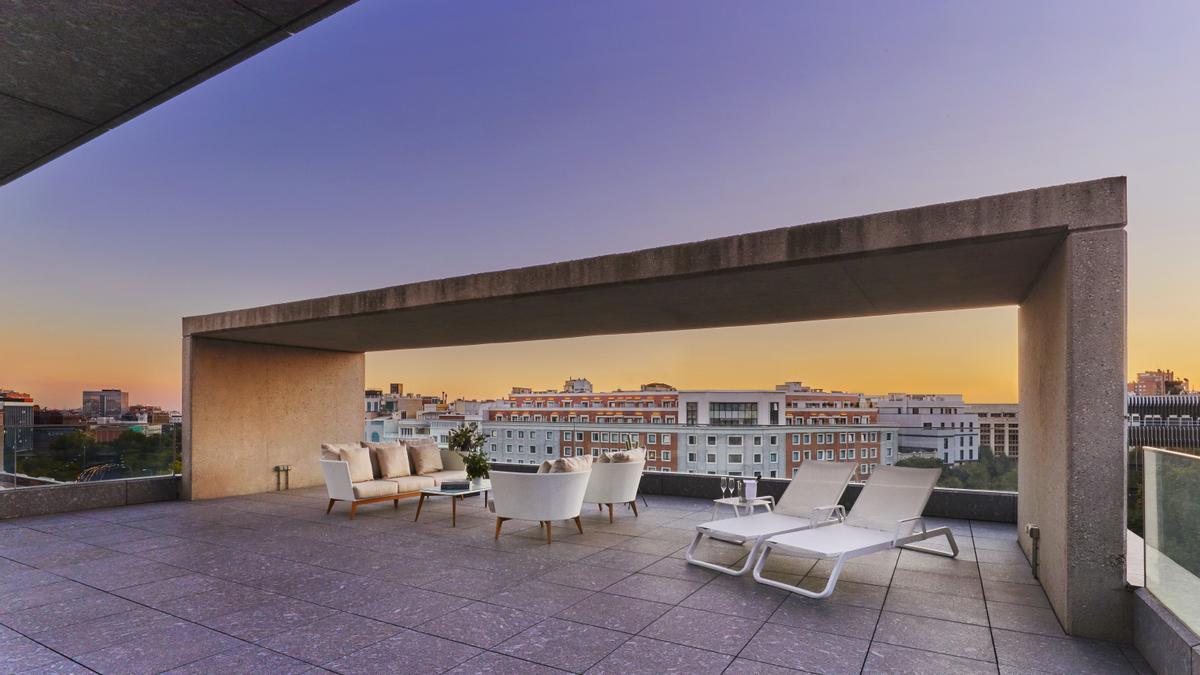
xmin=536 ymin=459 xmax=554 ymax=474
xmin=388 ymin=475 xmax=435 ymax=493
xmin=322 ymin=442 xmax=356 ymax=461
xmin=425 ymin=470 xmax=468 ymax=486
xmin=408 ymin=439 xmax=444 ymax=475
xmin=340 ymin=446 xmax=375 ymax=483
xmin=352 ymin=480 xmax=400 ymax=499
xmin=550 ymin=455 xmax=593 ymax=473
xmin=366 ymin=442 xmax=411 ymax=478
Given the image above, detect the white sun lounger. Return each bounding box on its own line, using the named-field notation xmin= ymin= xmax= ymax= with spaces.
xmin=751 ymin=465 xmax=958 ymax=597
xmin=685 ymin=461 xmax=856 ymax=576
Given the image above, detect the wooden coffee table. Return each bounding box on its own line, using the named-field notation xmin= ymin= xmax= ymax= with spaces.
xmin=414 ymin=480 xmax=491 ymax=527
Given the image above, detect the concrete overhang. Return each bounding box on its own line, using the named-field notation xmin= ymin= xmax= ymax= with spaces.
xmin=0 ymin=0 xmax=358 ymax=187
xmin=183 ymin=177 xmax=1126 ymax=352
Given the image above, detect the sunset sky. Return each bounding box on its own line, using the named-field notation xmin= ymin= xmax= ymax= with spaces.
xmin=3 ymin=1 xmax=1198 ymax=410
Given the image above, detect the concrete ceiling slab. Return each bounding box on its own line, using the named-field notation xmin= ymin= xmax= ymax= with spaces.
xmin=0 ymin=0 xmax=358 ymax=186
xmin=184 ymin=177 xmax=1126 ymax=352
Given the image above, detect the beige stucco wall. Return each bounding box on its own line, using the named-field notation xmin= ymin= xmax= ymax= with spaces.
xmin=183 ymin=336 xmax=364 ymax=500
xmin=1018 ymin=228 xmax=1129 ymax=641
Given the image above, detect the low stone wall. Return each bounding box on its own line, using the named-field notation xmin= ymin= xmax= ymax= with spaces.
xmin=491 ymin=464 xmax=1018 ymax=523
xmin=1133 ymin=588 xmax=1200 ymax=675
xmin=0 ymin=475 xmax=179 ymax=520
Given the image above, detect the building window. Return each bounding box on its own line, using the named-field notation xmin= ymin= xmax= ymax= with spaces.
xmin=688 ymin=452 xmax=697 ymax=462
xmin=709 ymin=402 xmax=758 ymax=426
xmin=648 ymin=450 xmax=657 ymax=460
xmin=706 ymin=453 xmax=717 ymax=463
xmin=753 ymin=436 xmax=763 ymax=446
xmin=728 ymin=436 xmax=743 ymax=446
xmin=792 ymin=451 xmax=800 ymax=461
xmin=592 ymin=432 xmax=599 ymax=442
xmin=648 ymin=434 xmax=657 ymax=444
xmin=506 ymin=445 xmax=513 ymax=453
xmin=688 ymin=435 xmax=697 ymax=445
xmin=753 ymin=453 xmax=762 ymax=463
xmin=546 ymin=446 xmax=553 ymax=454
xmin=769 ymin=435 xmax=778 ymax=445
xmin=663 ymin=433 xmax=672 ymax=445
xmin=662 ymin=450 xmax=671 ymax=461
xmin=686 ymin=401 xmax=699 ymax=425
xmin=728 ymin=453 xmax=743 ymax=464
xmin=791 ymin=434 xmax=800 ymax=444
xmin=770 ymin=452 xmax=778 ymax=462
xmin=706 ymin=435 xmax=717 ymax=446
xmin=563 ymin=431 xmax=571 ymax=440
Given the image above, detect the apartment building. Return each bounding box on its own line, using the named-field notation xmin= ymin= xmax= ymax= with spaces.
xmin=1128 ymin=369 xmax=1190 ymax=396
xmin=967 ymin=403 xmax=1019 ymax=457
xmin=868 ymin=393 xmax=980 ymax=464
xmin=484 ymin=380 xmax=893 ymax=480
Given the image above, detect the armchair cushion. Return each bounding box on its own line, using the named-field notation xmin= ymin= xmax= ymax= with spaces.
xmin=604 ymin=448 xmax=646 ymax=463
xmin=408 ymin=439 xmax=444 ymax=475
xmin=353 ymin=480 xmax=400 ymax=499
xmin=366 ymin=442 xmax=411 ymax=478
xmin=550 ymin=455 xmax=593 ymax=473
xmin=536 ymin=459 xmax=553 ymax=473
xmin=339 ymin=446 xmax=375 ymax=483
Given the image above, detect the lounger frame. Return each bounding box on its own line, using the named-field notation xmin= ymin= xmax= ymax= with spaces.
xmin=751 ymin=515 xmax=959 ymax=598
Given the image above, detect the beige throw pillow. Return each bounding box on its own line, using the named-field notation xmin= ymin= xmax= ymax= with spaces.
xmin=408 ymin=440 xmax=444 ymax=475
xmin=320 ymin=443 xmax=342 ymax=461
xmin=606 ymin=448 xmax=646 ymax=463
xmin=366 ymin=442 xmax=410 ymax=478
xmin=536 ymin=459 xmax=554 ymax=474
xmin=339 ymin=446 xmax=374 ymax=483
xmin=550 ymin=455 xmax=593 ymax=473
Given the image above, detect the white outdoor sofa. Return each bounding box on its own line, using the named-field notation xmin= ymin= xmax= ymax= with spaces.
xmin=751 ymin=465 xmax=959 ymax=598
xmin=686 ymin=460 xmax=856 ymax=575
xmin=490 ymin=470 xmax=591 ymax=544
xmin=583 ymin=459 xmax=645 ymax=522
xmin=321 ymin=444 xmax=467 ymax=518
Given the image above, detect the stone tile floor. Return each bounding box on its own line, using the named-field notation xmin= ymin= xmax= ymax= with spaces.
xmin=0 ymin=489 xmax=1152 ymax=674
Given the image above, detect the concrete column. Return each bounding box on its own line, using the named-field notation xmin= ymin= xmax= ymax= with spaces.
xmin=183 ymin=336 xmax=364 ymax=500
xmin=1018 ymin=228 xmax=1128 ymax=641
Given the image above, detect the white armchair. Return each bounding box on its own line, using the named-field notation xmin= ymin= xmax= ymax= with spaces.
xmin=491 ymin=470 xmax=590 ymax=544
xmin=584 ymin=460 xmax=645 ymax=522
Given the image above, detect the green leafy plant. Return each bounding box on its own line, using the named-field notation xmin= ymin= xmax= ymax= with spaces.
xmin=449 ymin=422 xmax=489 ymax=481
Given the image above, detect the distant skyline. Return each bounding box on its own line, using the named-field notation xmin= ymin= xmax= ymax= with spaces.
xmin=3 ymin=1 xmax=1199 ymax=411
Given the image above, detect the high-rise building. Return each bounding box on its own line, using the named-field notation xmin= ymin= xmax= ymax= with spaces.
xmin=2 ymin=389 xmax=35 ymax=473
xmin=966 ymin=403 xmax=1019 ymax=458
xmin=82 ymin=389 xmax=129 ymax=418
xmin=1128 ymin=370 xmax=1190 ymax=396
xmin=867 ymin=393 xmax=979 ymax=464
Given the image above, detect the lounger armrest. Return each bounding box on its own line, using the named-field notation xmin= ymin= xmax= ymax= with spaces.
xmin=810 ymin=504 xmax=846 ymax=523
xmin=892 ymin=516 xmax=927 ymax=544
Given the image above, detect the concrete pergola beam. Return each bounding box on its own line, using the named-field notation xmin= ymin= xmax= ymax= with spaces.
xmin=0 ymin=0 xmax=359 ymax=186
xmin=183 ymin=176 xmax=1128 ymax=641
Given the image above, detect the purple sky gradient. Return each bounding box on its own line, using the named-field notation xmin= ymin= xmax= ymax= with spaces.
xmin=2 ymin=1 xmax=1198 ymax=408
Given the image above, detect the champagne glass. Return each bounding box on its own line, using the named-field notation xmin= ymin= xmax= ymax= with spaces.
xmin=720 ymin=476 xmax=728 ymax=499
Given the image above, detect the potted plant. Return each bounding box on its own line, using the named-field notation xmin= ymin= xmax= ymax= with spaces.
xmin=449 ymin=422 xmax=489 ymax=486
